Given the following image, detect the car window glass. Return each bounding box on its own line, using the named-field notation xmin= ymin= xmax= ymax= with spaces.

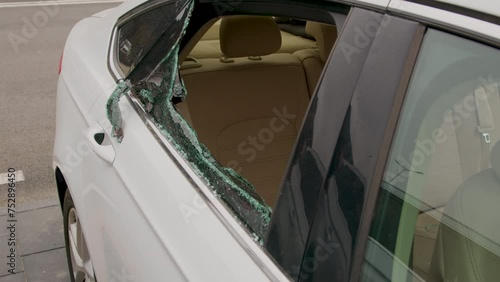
xmin=117 ymin=0 xmax=177 ymax=76
xmin=362 ymin=29 xmax=500 ymax=282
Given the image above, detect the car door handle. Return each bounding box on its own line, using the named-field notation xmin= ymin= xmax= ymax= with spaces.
xmin=86 ymin=124 xmax=115 ymax=163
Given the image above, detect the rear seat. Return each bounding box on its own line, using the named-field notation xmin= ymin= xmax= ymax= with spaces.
xmin=294 ymin=21 xmax=337 ymax=97
xmin=180 ymin=16 xmax=311 ymax=207
xmin=411 ymin=83 xmax=500 ymax=279
xmin=188 ymin=19 xmax=317 ymax=59
xmin=187 ymin=20 xmax=222 ymax=59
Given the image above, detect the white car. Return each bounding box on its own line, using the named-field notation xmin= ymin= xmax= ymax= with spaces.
xmin=53 ymin=0 xmax=500 ymax=281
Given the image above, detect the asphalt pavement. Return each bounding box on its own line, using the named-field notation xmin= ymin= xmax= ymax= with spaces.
xmin=0 ymin=1 xmax=120 ymax=281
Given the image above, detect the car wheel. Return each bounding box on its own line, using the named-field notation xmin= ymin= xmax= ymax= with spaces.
xmin=63 ymin=190 xmax=96 ymax=282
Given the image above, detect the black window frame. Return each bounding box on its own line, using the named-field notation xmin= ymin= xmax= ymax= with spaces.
xmin=347 ymin=22 xmax=426 ymax=282
xmin=265 ymin=9 xmax=426 ymax=282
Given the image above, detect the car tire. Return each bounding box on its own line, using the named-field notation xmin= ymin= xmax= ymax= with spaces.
xmin=63 ymin=190 xmax=96 ymax=282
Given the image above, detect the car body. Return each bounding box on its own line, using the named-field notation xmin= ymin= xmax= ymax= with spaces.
xmin=53 ymin=0 xmax=500 ymax=281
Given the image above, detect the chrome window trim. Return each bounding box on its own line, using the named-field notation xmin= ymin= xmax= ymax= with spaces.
xmin=349 ymin=0 xmax=390 ymax=10
xmin=389 ymin=0 xmax=500 ymax=46
xmin=108 ymin=25 xmax=124 ymax=81
xmin=405 ymin=0 xmax=500 ymax=25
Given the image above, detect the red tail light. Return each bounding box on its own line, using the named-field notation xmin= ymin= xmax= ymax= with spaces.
xmin=58 ymin=51 xmax=64 ymax=74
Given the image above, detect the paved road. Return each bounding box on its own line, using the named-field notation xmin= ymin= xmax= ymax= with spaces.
xmin=0 ymin=2 xmax=119 ymax=281
xmin=0 ymin=2 xmax=119 ymax=207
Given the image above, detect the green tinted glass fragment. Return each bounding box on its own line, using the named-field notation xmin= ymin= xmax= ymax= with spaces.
xmin=106 ymin=0 xmax=272 ymax=241
xmin=106 ymin=80 xmax=131 ymax=143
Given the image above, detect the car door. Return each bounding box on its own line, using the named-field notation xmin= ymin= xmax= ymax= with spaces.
xmin=81 ymin=1 xmax=195 ymax=281
xmin=80 ymin=1 xmax=452 ymax=282
xmin=265 ymin=8 xmax=424 ymax=281
xmin=80 ymin=0 xmax=285 ymax=281
xmin=358 ymin=27 xmax=500 ymax=282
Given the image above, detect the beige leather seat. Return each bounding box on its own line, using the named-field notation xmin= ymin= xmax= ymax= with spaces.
xmin=294 ymin=22 xmax=337 ymax=96
xmin=188 ymin=20 xmax=317 ymax=59
xmin=187 ymin=20 xmax=223 ymax=59
xmin=180 ymin=16 xmax=310 ymax=207
xmin=410 ymin=83 xmax=500 ymax=279
xmin=428 ymin=140 xmax=500 ymax=282
xmin=279 ymin=30 xmax=317 ymax=54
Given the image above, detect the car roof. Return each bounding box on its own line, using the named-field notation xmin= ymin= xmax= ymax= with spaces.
xmin=330 ymin=0 xmax=497 ymax=22
xmin=342 ymin=0 xmax=500 ymax=21
xmin=121 ymin=0 xmax=499 ymax=43
xmin=126 ymin=0 xmax=499 ymax=26
xmin=334 ymin=0 xmax=500 ymax=43
xmin=421 ymin=0 xmax=500 ymax=18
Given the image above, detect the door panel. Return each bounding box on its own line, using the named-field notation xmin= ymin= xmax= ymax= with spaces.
xmin=81 ymin=96 xmax=187 ymax=281
xmin=265 ymin=9 xmax=422 ymax=281
xmin=82 ymin=91 xmax=277 ymax=281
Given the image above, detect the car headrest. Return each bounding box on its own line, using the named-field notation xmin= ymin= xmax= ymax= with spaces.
xmin=306 ymin=21 xmax=337 ymax=62
xmin=491 ymin=141 xmax=500 ymax=179
xmin=220 ymin=16 xmax=282 ymax=58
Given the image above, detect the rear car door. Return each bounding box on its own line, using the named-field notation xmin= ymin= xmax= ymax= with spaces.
xmin=81 ymin=1 xmax=192 ymax=281
xmin=359 ymin=27 xmax=500 ymax=282
xmin=81 ymin=0 xmax=285 ymax=281
xmin=265 ymin=8 xmax=425 ymax=282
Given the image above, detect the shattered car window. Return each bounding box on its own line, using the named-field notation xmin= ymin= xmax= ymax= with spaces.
xmin=117 ymin=0 xmax=178 ymax=76
xmin=108 ymin=0 xmax=272 ymax=241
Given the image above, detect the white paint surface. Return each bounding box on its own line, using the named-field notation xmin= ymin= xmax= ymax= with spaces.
xmin=0 ymin=0 xmax=123 ymax=8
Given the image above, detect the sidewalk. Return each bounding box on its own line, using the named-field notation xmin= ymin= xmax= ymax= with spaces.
xmin=0 ymin=199 xmax=69 ymax=282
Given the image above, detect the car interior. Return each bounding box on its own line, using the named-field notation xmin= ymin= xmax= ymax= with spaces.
xmin=386 ymin=75 xmax=500 ymax=281
xmin=409 ymin=81 xmax=500 ymax=281
xmin=175 ymin=15 xmax=338 ymax=208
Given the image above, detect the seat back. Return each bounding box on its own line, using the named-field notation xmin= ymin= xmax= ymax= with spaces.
xmin=180 ymin=16 xmax=310 ymax=206
xmin=411 ymin=83 xmax=500 ymax=278
xmin=188 ymin=19 xmax=316 ymax=59
xmin=294 ymin=21 xmax=337 ymax=96
xmin=428 ymin=141 xmax=500 ymax=282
